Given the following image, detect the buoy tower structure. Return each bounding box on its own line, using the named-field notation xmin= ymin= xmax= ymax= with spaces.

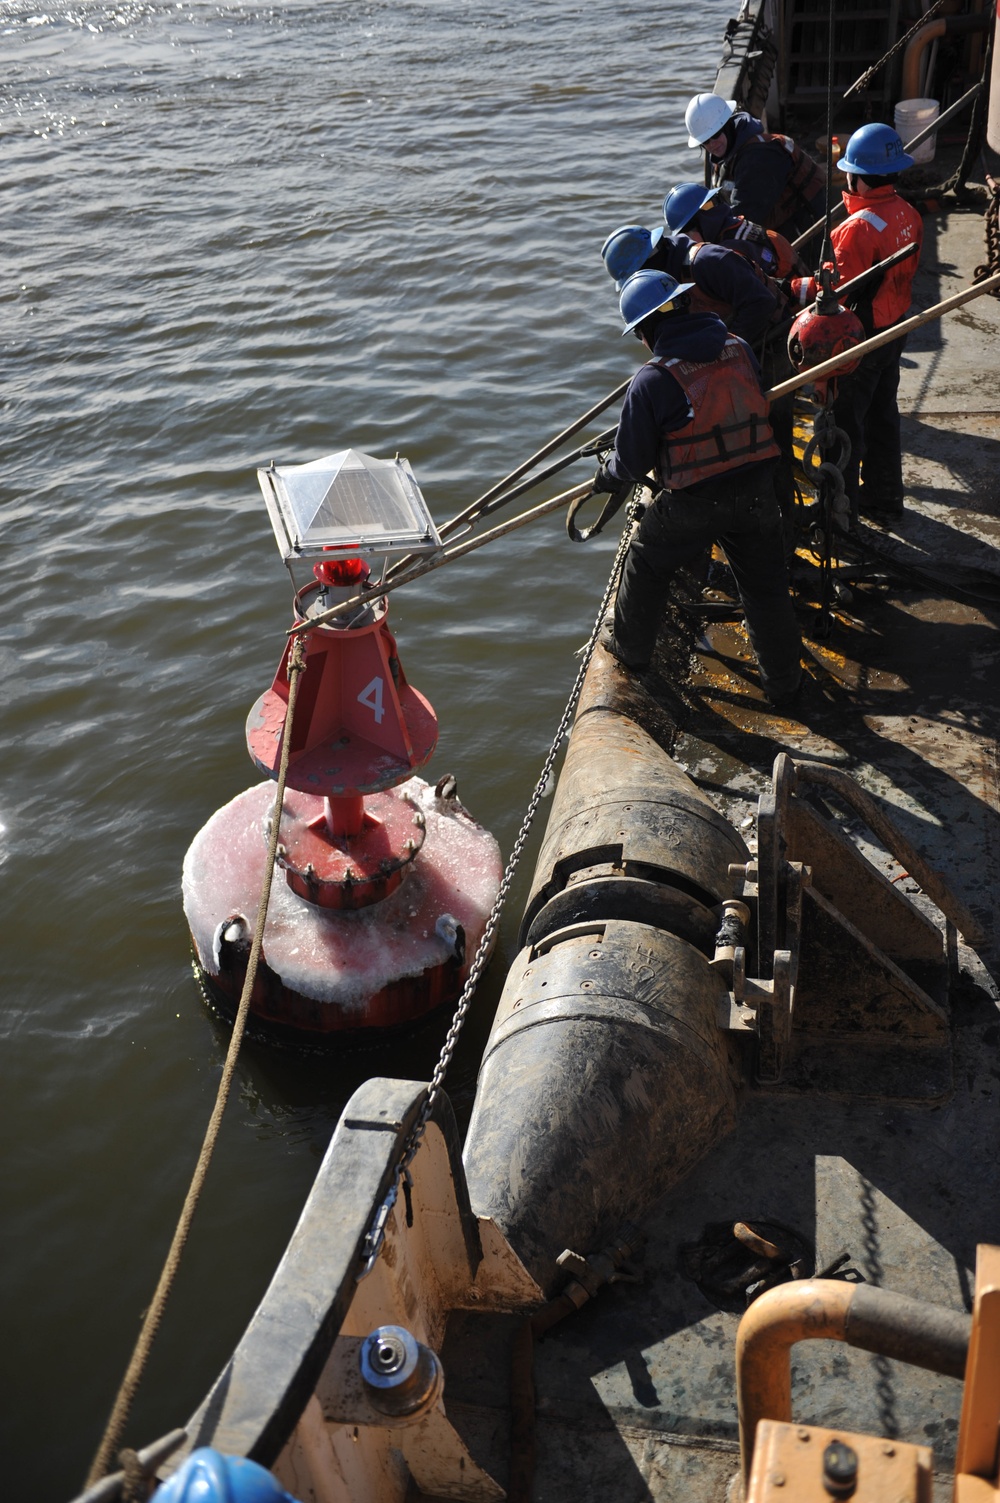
xmin=182 ymin=449 xmax=503 ymax=1043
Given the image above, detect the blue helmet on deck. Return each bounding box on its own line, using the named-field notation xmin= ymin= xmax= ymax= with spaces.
xmin=601 ymin=224 xmax=664 ymax=288
xmin=663 ymin=183 xmax=718 ymax=234
xmin=155 ymin=1449 xmax=303 ymax=1503
xmin=840 ymin=122 xmax=914 ymax=176
xmin=619 ymin=268 xmax=695 ymax=335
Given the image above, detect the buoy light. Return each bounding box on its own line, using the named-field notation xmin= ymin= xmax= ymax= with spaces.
xmin=258 ymin=449 xmax=442 ymax=577
xmin=313 ymin=556 xmax=371 ymax=588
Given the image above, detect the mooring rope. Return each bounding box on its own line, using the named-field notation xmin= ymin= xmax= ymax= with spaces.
xmin=84 ymin=634 xmax=309 ymax=1488
xmin=356 ymin=490 xmax=643 ymax=1279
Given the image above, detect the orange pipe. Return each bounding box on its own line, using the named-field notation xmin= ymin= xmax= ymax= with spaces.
xmin=736 ymin=1279 xmax=857 ymax=1485
xmin=902 ymin=20 xmax=946 ymax=100
xmin=902 ymin=14 xmax=990 ymax=99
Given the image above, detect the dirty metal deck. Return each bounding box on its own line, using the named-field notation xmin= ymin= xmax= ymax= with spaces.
xmin=438 ymin=203 xmax=1000 ymax=1501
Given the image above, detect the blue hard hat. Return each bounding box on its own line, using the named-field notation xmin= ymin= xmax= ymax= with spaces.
xmin=601 ymin=224 xmax=664 ymax=287
xmin=155 ymin=1449 xmax=302 ymax=1503
xmin=663 ymin=183 xmax=718 ymax=234
xmin=619 ymin=268 xmax=695 ymax=335
xmin=840 ymin=122 xmax=914 ymax=176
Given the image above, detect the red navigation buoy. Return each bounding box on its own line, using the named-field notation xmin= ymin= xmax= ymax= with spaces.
xmin=787 ymin=262 xmax=865 ymax=404
xmin=182 ymin=450 xmax=503 ymax=1044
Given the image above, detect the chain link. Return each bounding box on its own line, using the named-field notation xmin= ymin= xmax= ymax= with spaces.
xmin=804 ymin=400 xmax=852 ymax=533
xmin=844 ymin=0 xmax=947 ymax=101
xmin=974 ymin=176 xmax=1000 ymax=296
xmin=356 ymin=490 xmax=643 ymax=1279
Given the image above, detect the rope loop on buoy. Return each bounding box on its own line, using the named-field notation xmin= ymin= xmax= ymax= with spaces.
xmin=84 ymin=635 xmax=310 ymax=1489
xmin=356 ymin=490 xmax=644 ymax=1280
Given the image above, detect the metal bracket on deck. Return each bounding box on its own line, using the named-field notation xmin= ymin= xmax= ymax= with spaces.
xmin=721 ymin=855 xmax=810 ymax=1084
xmin=715 ymin=753 xmax=965 ymax=1099
xmin=316 ymin=1336 xmax=504 ymax=1501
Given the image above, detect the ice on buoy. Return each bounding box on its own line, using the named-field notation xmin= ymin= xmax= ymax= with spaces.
xmin=183 ymin=776 xmax=501 ymax=1032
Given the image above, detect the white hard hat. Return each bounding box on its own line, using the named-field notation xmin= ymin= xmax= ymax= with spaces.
xmin=685 ymin=93 xmax=737 ymax=149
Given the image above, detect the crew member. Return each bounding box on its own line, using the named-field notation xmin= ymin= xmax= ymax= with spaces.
xmin=601 ymin=222 xmax=778 ymax=348
xmin=593 ymin=268 xmax=802 ymax=705
xmin=662 ymin=182 xmax=797 ymax=279
xmin=684 ymin=94 xmax=826 ymax=240
xmin=789 ymin=123 xmax=922 ymax=518
xmin=657 ymin=188 xmax=797 ymax=536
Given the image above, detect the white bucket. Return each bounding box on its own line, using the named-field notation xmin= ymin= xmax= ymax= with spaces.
xmin=894 ymin=97 xmax=939 ymax=165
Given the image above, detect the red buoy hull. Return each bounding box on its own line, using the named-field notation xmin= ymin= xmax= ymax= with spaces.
xmin=182 ymin=776 xmax=502 ymax=1041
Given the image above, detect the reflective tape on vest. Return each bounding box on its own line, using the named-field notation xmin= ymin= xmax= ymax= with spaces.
xmin=850 ymin=208 xmax=888 ymax=232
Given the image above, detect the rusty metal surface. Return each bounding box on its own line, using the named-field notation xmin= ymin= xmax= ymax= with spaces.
xmin=785 ymin=886 xmax=953 ymax=1102
xmin=735 ymin=1278 xmax=970 ymax=1482
xmin=277 ymin=784 xmax=426 ymax=910
xmin=444 ymin=993 xmax=1000 ymax=1497
xmin=792 ymin=761 xmax=984 ymax=948
xmin=747 ymin=1422 xmax=934 ymax=1503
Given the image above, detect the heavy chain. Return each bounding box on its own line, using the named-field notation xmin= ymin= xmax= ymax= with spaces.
xmin=974 ymin=175 xmax=1000 ymax=296
xmin=844 ymin=0 xmax=947 ymax=100
xmin=802 ymin=400 xmax=851 ymax=533
xmin=801 ymin=396 xmax=852 ymax=635
xmin=356 ymin=492 xmax=643 ymax=1279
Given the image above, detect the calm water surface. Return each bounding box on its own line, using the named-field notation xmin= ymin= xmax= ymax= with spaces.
xmin=2 ymin=1 xmax=724 ymax=1493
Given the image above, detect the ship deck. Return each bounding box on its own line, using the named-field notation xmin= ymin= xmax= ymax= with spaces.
xmin=436 ymin=196 xmax=1000 ymax=1501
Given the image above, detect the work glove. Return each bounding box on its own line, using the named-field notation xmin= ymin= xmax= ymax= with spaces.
xmin=569 ymin=472 xmax=634 ymax=542
xmin=592 ymin=462 xmax=622 ymax=494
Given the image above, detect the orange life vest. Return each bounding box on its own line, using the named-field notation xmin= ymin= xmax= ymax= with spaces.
xmin=719 ymin=217 xmax=794 ymax=278
xmin=653 ymin=336 xmax=781 ymax=490
xmin=734 ymin=133 xmax=826 ymax=232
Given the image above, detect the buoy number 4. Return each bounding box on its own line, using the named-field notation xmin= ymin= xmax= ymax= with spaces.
xmin=357 ymin=676 xmax=385 ymax=725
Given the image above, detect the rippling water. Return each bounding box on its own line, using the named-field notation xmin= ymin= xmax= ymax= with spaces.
xmin=2 ymin=2 xmax=725 ymax=1493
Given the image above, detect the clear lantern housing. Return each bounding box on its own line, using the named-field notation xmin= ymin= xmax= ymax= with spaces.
xmin=258 ymin=449 xmax=442 ymax=564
